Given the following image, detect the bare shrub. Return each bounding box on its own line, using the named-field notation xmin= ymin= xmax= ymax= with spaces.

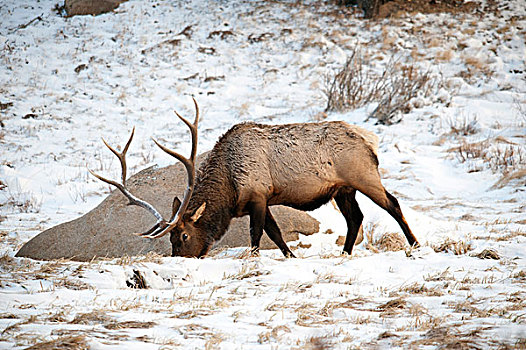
xmin=371 ymin=64 xmax=434 ymax=124
xmin=324 ymin=46 xmax=436 ymax=124
xmin=324 ymin=47 xmax=387 ymax=113
xmin=1 ymin=187 xmax=42 ymax=213
xmin=450 ymin=137 xmax=525 ymax=174
xmin=447 ymin=115 xmax=479 ymax=136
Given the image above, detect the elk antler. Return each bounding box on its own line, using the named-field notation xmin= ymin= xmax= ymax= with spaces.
xmin=89 ymin=97 xmax=200 ymax=239
xmin=147 ymin=97 xmax=199 ymax=238
xmin=88 ymin=127 xmax=167 ymax=233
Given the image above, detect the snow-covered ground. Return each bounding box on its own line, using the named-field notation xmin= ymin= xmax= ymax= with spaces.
xmin=1 ymin=0 xmax=525 ymax=348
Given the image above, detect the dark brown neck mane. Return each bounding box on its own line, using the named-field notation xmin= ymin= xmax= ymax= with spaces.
xmin=186 ymin=148 xmax=237 ymax=247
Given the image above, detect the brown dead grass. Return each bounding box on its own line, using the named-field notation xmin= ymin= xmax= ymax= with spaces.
xmin=173 ymin=309 xmax=214 ymax=319
xmin=491 ymin=169 xmax=526 ymax=189
xmin=258 ymin=325 xmax=291 ymax=344
xmin=70 ymin=310 xmax=111 ymax=325
xmin=471 ymin=248 xmax=500 ymax=260
xmin=104 ymin=320 xmax=156 ymax=330
xmin=23 ymin=335 xmax=89 ymax=350
xmin=411 ymin=326 xmax=487 ymax=349
xmin=377 ymin=297 xmax=407 ymax=317
xmin=432 ymin=237 xmax=473 ymax=255
xmin=397 ymin=282 xmax=444 ymax=297
xmin=366 ymin=224 xmax=408 ymax=253
xmin=376 ymin=0 xmax=479 ymax=19
xmin=296 ymin=335 xmax=334 ymax=350
xmin=435 ymin=49 xmax=454 ymax=62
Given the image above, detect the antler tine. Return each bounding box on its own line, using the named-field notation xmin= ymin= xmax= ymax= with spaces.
xmin=101 ymin=127 xmax=135 ymax=186
xmin=144 ymin=98 xmax=200 ymax=239
xmin=89 ymin=129 xmax=166 ymax=227
xmin=174 ymin=96 xmax=199 ymax=162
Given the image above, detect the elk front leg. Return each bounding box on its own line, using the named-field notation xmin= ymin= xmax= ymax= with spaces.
xmin=264 ymin=208 xmax=296 ymax=258
xmin=334 ymin=188 xmax=364 ymax=255
xmin=247 ymin=199 xmax=267 ymax=255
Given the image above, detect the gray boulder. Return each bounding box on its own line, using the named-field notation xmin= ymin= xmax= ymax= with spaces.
xmin=16 ymin=154 xmax=320 ymax=261
xmin=65 ymin=0 xmax=127 ymax=16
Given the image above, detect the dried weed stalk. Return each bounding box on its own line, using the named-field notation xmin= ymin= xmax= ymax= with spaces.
xmin=447 ymin=115 xmax=479 ymax=136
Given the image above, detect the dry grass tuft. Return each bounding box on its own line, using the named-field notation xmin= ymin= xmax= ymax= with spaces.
xmin=23 ymin=335 xmax=89 ymax=350
xmin=397 ymin=282 xmax=444 ymax=297
xmin=204 ymin=333 xmax=225 ymax=350
xmin=491 ymin=169 xmax=526 ymax=189
xmin=0 ymin=253 xmax=17 ymax=272
xmin=300 ymin=335 xmax=333 ymax=350
xmin=70 ymin=310 xmax=111 ymax=325
xmin=435 ymin=49 xmax=454 ymax=62
xmin=511 ymin=270 xmax=526 ymax=282
xmin=53 ymin=278 xmax=91 ymax=291
xmin=115 ymin=251 xmax=165 ymax=265
xmin=424 ymin=268 xmax=455 ymax=282
xmin=375 ymin=232 xmax=407 ymax=252
xmin=224 ymin=263 xmax=270 ymax=280
xmin=366 ymin=224 xmax=408 ymax=253
xmin=174 ymin=309 xmax=214 ymax=319
xmin=104 ymin=320 xmax=156 ymax=330
xmin=471 ymin=248 xmax=500 ymax=260
xmin=432 ymin=238 xmax=472 ymax=255
xmin=0 ymin=313 xmax=19 ymax=320
xmin=258 ymin=325 xmax=291 ymax=344
xmin=447 ymin=115 xmax=479 ymax=136
xmin=377 ymin=297 xmax=407 ymax=317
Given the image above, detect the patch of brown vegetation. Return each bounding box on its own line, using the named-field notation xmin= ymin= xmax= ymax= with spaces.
xmin=104 ymin=320 xmax=156 ymax=330
xmin=471 ymin=248 xmax=500 ymax=260
xmin=173 ymin=309 xmax=214 ymax=319
xmin=70 ymin=310 xmax=111 ymax=325
xmin=366 ymin=226 xmax=408 ymax=253
xmin=377 ymin=297 xmax=407 ymax=316
xmin=397 ymin=282 xmax=444 ymax=297
xmin=432 ymin=238 xmax=472 ymax=255
xmin=23 ymin=335 xmax=89 ymax=350
xmin=376 ymin=0 xmax=479 ymax=19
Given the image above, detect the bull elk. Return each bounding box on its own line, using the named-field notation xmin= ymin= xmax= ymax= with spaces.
xmin=90 ymin=98 xmax=419 ymax=258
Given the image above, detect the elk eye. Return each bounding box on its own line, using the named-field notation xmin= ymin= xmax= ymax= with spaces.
xmin=182 ymin=233 xmax=189 ymax=241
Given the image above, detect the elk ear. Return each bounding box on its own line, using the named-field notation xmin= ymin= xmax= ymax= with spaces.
xmin=191 ymin=202 xmax=206 ymax=222
xmin=172 ymin=196 xmax=182 ymax=218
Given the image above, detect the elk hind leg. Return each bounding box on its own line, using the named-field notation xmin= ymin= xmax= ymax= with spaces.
xmin=355 ymin=174 xmax=419 ymax=248
xmin=334 ymin=188 xmax=364 ymax=255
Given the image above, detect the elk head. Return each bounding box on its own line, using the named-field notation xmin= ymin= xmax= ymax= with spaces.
xmin=89 ymin=98 xmax=208 ymax=257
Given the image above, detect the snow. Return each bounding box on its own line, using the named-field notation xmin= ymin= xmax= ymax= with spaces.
xmin=1 ymin=0 xmax=525 ymax=348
